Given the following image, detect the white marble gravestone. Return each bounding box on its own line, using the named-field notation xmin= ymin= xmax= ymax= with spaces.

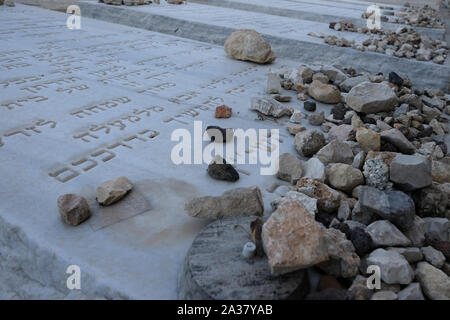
xmin=0 ymin=4 xmax=325 ymax=299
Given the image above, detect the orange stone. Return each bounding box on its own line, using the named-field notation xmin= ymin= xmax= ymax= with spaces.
xmin=215 ymin=105 xmax=232 ymax=118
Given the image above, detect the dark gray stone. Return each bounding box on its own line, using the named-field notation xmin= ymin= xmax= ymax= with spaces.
xmin=359 ymin=186 xmax=415 ymax=230
xmin=390 ymin=154 xmax=432 ymax=191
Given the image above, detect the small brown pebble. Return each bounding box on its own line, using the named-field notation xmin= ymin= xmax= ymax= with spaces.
xmin=215 ymin=105 xmax=232 ymax=118
xmin=57 ymin=194 xmax=91 ymax=226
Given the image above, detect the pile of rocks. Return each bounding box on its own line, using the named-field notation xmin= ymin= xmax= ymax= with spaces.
xmin=185 ymin=59 xmax=450 ymax=299
xmin=391 ymin=4 xmax=444 ymax=28
xmin=313 ymin=21 xmax=448 ymax=64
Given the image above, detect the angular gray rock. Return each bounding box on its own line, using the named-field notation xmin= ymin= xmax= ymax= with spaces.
xmin=389 ymin=154 xmax=432 ymax=191
xmin=318 ymin=228 xmax=360 ymax=278
xmin=308 ymin=111 xmax=325 ymax=126
xmin=387 ymin=247 xmax=423 ymax=263
xmin=224 ymin=29 xmax=275 ymax=64
xmin=366 ymin=220 xmax=411 ymax=247
xmin=276 ymin=153 xmax=303 ymax=184
xmin=422 ymin=246 xmax=446 ymax=268
xmin=380 ymin=129 xmax=415 ymax=154
xmin=397 ymin=283 xmax=425 ymax=300
xmin=250 ymin=97 xmax=292 ymax=118
xmin=404 ymin=216 xmax=426 ymax=247
xmin=302 ymin=157 xmax=326 ymax=182
xmin=346 ymin=82 xmax=398 ymax=113
xmin=366 ymin=248 xmax=414 ymax=285
xmin=339 ymin=75 xmax=370 ymax=92
xmin=184 ymin=186 xmax=264 ymax=219
xmin=315 ymin=140 xmax=354 ymax=165
xmin=359 ymin=186 xmax=415 ymax=230
xmin=415 ymin=262 xmax=450 ymax=300
xmin=57 ymin=194 xmax=91 ymax=226
xmin=328 ymin=124 xmax=356 ymax=142
xmin=423 ymin=217 xmax=450 ymax=242
xmin=96 ymin=176 xmax=133 ymax=206
xmin=294 ymin=130 xmax=326 ymax=157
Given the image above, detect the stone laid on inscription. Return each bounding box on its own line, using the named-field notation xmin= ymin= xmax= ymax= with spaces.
xmin=214 ymin=105 xmax=232 ymax=118
xmin=250 ymin=96 xmax=292 ymax=118
xmin=207 ymin=155 xmax=239 ymax=182
xmin=57 ymin=194 xmax=91 ymax=226
xmin=184 ymin=186 xmax=264 ymax=219
xmin=224 ymin=29 xmax=275 ymax=64
xmin=96 ymin=176 xmax=134 ymax=206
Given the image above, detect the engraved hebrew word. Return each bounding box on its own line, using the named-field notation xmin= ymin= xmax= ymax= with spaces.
xmin=73 ymin=106 xmax=164 ymax=142
xmin=49 ymin=128 xmax=160 ymax=183
xmin=70 ymin=96 xmax=132 ymax=119
xmin=1 ymin=95 xmax=48 ymax=111
xmin=0 ymin=119 xmax=57 ymax=147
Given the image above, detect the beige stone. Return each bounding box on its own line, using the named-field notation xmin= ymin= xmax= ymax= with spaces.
xmin=262 ymin=197 xmax=328 ymax=275
xmin=356 ymin=127 xmax=380 ymax=152
xmin=57 ymin=194 xmax=91 ymax=226
xmin=96 ymin=176 xmax=133 ymax=206
xmin=307 ymin=80 xmax=341 ymax=104
xmin=224 ymin=29 xmax=275 ymax=64
xmin=327 ymin=163 xmax=364 ymax=191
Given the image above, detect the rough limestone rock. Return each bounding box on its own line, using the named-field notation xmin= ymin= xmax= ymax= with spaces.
xmin=404 ymin=216 xmax=426 ymax=247
xmin=315 ymin=140 xmax=354 ymax=165
xmin=339 ymin=75 xmax=370 ymax=92
xmin=184 ymin=186 xmax=263 ymax=219
xmin=286 ymin=123 xmax=306 ymax=135
xmin=262 ymin=197 xmax=328 ymax=275
xmin=266 ymin=72 xmax=282 ymax=94
xmin=294 ymin=130 xmax=326 ymax=157
xmin=389 ymin=154 xmax=432 ymax=191
xmin=346 ymin=82 xmax=398 ymax=114
xmin=57 ymin=194 xmax=91 ymax=226
xmin=317 ymin=228 xmax=360 ymax=278
xmin=356 ymin=127 xmax=380 ymax=152
xmin=250 ymin=97 xmax=292 ymax=118
xmin=320 ymin=65 xmax=347 ymax=84
xmin=327 ymin=163 xmax=364 ymax=192
xmin=271 ymin=191 xmax=318 ymax=216
xmin=276 ymin=153 xmax=303 ymax=184
xmin=296 ymin=178 xmax=342 ymax=213
xmin=328 ymin=124 xmax=355 ymax=142
xmin=359 ymin=186 xmax=415 ymax=230
xmin=224 ymin=29 xmax=275 ymax=64
xmin=366 ymin=220 xmax=412 ymax=247
xmin=353 ymin=151 xmax=366 ymax=170
xmin=302 ymin=157 xmax=326 ymax=182
xmin=397 ymin=283 xmax=425 ymax=300
xmin=423 ymin=218 xmax=450 ymax=242
xmin=96 ymin=176 xmax=133 ymax=206
xmin=366 ymin=249 xmax=414 ymax=285
xmin=415 ymin=262 xmax=450 ymax=300
xmin=308 ymin=80 xmax=341 ymax=104
xmin=422 ymin=246 xmax=445 ymax=268
xmin=380 ymin=129 xmax=415 ymax=154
